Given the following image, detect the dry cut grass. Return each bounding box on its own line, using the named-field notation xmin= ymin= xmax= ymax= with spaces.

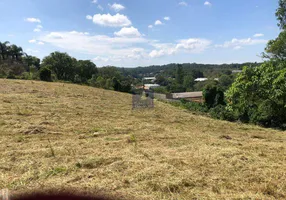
xmin=0 ymin=79 xmax=286 ymax=200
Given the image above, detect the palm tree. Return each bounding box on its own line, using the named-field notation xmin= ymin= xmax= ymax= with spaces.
xmin=9 ymin=45 xmax=23 ymax=60
xmin=0 ymin=41 xmax=10 ymax=60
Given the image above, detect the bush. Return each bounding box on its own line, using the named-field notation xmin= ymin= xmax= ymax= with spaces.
xmin=203 ymin=84 xmax=225 ymax=108
xmin=73 ymin=74 xmax=82 ymax=83
xmin=6 ymin=71 xmax=16 ymax=79
xmin=21 ymin=72 xmax=32 ymax=80
xmin=152 ymin=86 xmax=168 ymax=94
xmin=209 ymin=105 xmax=237 ymax=121
xmin=183 ymin=101 xmax=209 ymax=113
xmin=39 ymin=67 xmax=52 ymax=82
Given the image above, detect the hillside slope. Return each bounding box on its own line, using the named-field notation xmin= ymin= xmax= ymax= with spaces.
xmin=0 ymin=79 xmax=286 ymax=200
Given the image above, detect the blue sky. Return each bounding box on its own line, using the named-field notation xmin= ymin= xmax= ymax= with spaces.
xmin=0 ymin=0 xmax=280 ymax=67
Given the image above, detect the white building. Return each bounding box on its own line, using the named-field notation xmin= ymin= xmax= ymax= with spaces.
xmin=144 ymin=84 xmax=160 ymax=90
xmin=195 ymin=78 xmax=208 ymax=82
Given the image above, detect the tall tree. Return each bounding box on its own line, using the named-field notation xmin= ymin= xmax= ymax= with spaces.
xmin=9 ymin=45 xmax=23 ymax=60
xmin=175 ymin=64 xmax=184 ymax=85
xmin=41 ymin=52 xmax=76 ymax=81
xmin=75 ymin=60 xmax=98 ymax=82
xmin=0 ymin=41 xmax=10 ymax=60
xmin=264 ymin=0 xmax=286 ymax=60
xmin=276 ymin=0 xmax=286 ymax=29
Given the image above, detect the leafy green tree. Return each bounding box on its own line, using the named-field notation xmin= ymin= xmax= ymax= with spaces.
xmin=264 ymin=0 xmax=286 ymax=60
xmin=98 ymin=66 xmax=121 ymax=80
xmin=73 ymin=74 xmax=82 ymax=83
xmin=191 ymin=69 xmax=204 ymax=79
xmin=175 ymin=64 xmax=184 ymax=85
xmin=87 ymin=74 xmax=97 ymax=87
xmin=105 ymin=78 xmax=113 ymax=90
xmin=0 ymin=41 xmax=10 ymax=60
xmin=276 ymin=0 xmax=286 ymax=29
xmin=219 ymin=74 xmax=233 ymax=91
xmin=9 ymin=45 xmax=23 ymax=60
xmin=203 ymin=84 xmax=225 ymax=109
xmin=226 ymin=62 xmax=286 ymax=127
xmin=95 ymin=76 xmax=105 ymax=88
xmin=119 ymin=79 xmax=132 ymax=93
xmin=23 ymin=55 xmax=40 ymax=70
xmin=183 ymin=75 xmax=195 ymax=91
xmin=167 ymin=82 xmax=186 ymax=93
xmin=41 ymin=52 xmax=76 ymax=81
xmin=155 ymin=75 xmax=169 ymax=86
xmin=113 ymin=77 xmax=121 ymax=91
xmin=75 ymin=60 xmax=98 ymax=83
xmin=39 ymin=66 xmax=52 ymax=82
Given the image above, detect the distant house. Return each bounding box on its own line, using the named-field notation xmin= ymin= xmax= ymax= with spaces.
xmin=143 ymin=77 xmax=156 ymax=83
xmin=166 ymin=91 xmax=203 ymax=102
xmin=195 ymin=78 xmax=208 ymax=82
xmin=144 ymin=84 xmax=160 ymax=90
xmin=195 ymin=78 xmax=219 ymax=82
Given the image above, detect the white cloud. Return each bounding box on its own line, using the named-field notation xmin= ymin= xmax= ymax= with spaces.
xmin=90 ymin=13 xmax=131 ymax=27
xmin=47 ymin=32 xmax=64 ymax=39
xmin=86 ymin=15 xmax=93 ymax=20
xmin=39 ymin=31 xmax=147 ymax=59
xmin=149 ymin=38 xmax=211 ymax=58
xmin=217 ymin=38 xmax=268 ymax=49
xmin=33 ymin=24 xmax=43 ymax=32
xmin=25 ymin=18 xmax=41 ymax=23
xmin=179 ymin=1 xmax=188 ymax=6
xmin=164 ymin=17 xmax=170 ymax=21
xmin=93 ymin=56 xmax=109 ymax=62
xmin=29 ymin=39 xmax=37 ymax=43
xmin=126 ymin=48 xmax=146 ymax=60
xmin=148 ymin=25 xmax=153 ymax=28
xmin=29 ymin=39 xmax=44 ymax=45
xmin=253 ymin=33 xmax=264 ymax=37
xmin=149 ymin=49 xmax=175 ymax=58
xmin=109 ymin=3 xmax=125 ymax=12
xmin=176 ymin=38 xmax=212 ymax=53
xmin=33 ymin=28 xmax=41 ymax=32
xmin=155 ymin=20 xmax=163 ymax=25
xmin=91 ymin=0 xmax=97 ymax=4
xmin=114 ymin=26 xmax=142 ymax=37
xmin=204 ymin=1 xmax=212 ymax=6
xmin=98 ymin=5 xmax=104 ymax=10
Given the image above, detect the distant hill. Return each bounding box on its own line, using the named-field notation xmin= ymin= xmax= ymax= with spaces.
xmin=117 ymin=62 xmax=262 ymax=78
xmin=0 ymin=79 xmax=285 ymax=200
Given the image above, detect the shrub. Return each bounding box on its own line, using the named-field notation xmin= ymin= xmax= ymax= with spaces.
xmin=152 ymin=86 xmax=168 ymax=94
xmin=203 ymin=84 xmax=225 ymax=108
xmin=6 ymin=71 xmax=16 ymax=79
xmin=183 ymin=101 xmax=209 ymax=113
xmin=39 ymin=67 xmax=52 ymax=82
xmin=209 ymin=105 xmax=237 ymax=121
xmin=21 ymin=72 xmax=32 ymax=80
xmin=73 ymin=74 xmax=82 ymax=83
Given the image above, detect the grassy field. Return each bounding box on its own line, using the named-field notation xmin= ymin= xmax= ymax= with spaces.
xmin=0 ymin=79 xmax=286 ymax=200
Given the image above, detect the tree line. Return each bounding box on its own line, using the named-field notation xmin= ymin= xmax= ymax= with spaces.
xmin=0 ymin=46 xmax=132 ymax=93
